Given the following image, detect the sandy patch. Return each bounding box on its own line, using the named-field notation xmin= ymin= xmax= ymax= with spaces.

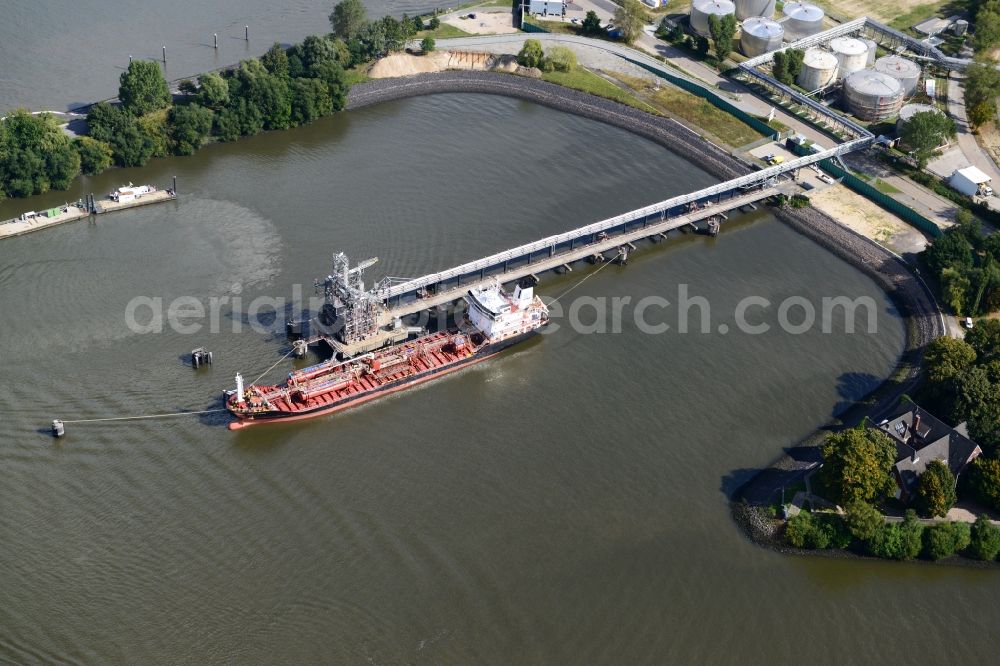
xmin=977 ymin=122 xmax=1000 ymax=167
xmin=367 ymin=51 xmax=520 ymax=78
xmin=808 ymin=184 xmax=929 ymax=254
xmin=443 ymin=10 xmax=519 ymax=35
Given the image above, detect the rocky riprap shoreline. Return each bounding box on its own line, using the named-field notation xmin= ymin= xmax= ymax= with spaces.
xmin=348 ymin=69 xmax=945 ymax=550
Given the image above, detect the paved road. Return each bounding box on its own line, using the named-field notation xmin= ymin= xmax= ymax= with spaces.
xmin=946 ymin=73 xmax=1000 ymax=212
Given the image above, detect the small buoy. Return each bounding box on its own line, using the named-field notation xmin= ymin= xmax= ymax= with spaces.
xmin=292 ymin=339 xmax=308 ymax=358
xmin=52 ymin=419 xmax=65 ymax=437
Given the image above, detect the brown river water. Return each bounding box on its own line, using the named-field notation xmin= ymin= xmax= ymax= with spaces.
xmin=1 ymin=5 xmax=996 ymax=662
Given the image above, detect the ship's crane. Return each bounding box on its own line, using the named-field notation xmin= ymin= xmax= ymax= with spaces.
xmin=320 ymin=253 xmax=385 ymax=344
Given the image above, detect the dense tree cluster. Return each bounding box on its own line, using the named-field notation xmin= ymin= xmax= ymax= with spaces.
xmin=920 ymin=328 xmax=1000 ymax=453
xmin=965 ymin=62 xmax=1000 ymax=128
xmin=707 ymin=13 xmax=737 ymax=61
xmin=0 ymin=110 xmax=80 ymax=198
xmin=771 ymin=49 xmax=804 ymax=86
xmin=973 ymin=0 xmax=1000 ymax=53
xmin=921 ymin=212 xmax=1000 ymax=317
xmin=2 ymin=0 xmax=426 ymax=199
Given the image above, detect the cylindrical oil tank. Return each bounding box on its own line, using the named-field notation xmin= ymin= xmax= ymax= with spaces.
xmin=874 ymin=55 xmax=922 ymax=96
xmin=952 ymin=19 xmax=969 ymax=36
xmin=781 ymin=2 xmax=825 ymax=42
xmin=829 ymin=37 xmax=868 ymax=80
xmin=734 ymin=0 xmax=775 ymax=20
xmin=843 ymin=70 xmax=904 ymax=121
xmin=740 ymin=17 xmax=784 ymax=56
xmin=861 ymin=38 xmax=878 ymax=66
xmin=896 ymin=103 xmax=942 ymax=134
xmin=796 ymin=47 xmax=838 ymax=90
xmin=690 ymin=0 xmax=736 ymax=37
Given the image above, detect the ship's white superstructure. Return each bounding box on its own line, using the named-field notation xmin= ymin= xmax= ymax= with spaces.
xmin=464 ymin=281 xmax=548 ymax=343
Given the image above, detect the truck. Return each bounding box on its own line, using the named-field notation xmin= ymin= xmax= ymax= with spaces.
xmin=949 ymin=166 xmax=993 ymax=198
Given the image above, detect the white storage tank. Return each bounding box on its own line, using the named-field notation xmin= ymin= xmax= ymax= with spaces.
xmin=781 ymin=2 xmax=825 ymax=42
xmin=829 ymin=37 xmax=868 ymax=80
xmin=740 ymin=17 xmax=784 ymax=56
xmin=796 ymin=47 xmax=838 ymax=91
xmin=843 ymin=70 xmax=904 ymax=121
xmin=690 ymin=0 xmax=736 ymax=37
xmin=896 ymin=103 xmax=943 ymax=135
xmin=874 ymin=55 xmax=922 ymax=96
xmin=861 ymin=38 xmax=878 ymax=66
xmin=734 ymin=0 xmax=775 ymax=20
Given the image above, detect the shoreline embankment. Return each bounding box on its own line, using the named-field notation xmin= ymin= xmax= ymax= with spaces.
xmin=347 ymin=71 xmax=947 ymax=555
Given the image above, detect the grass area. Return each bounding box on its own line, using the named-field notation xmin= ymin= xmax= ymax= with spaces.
xmin=857 ymin=172 xmax=903 ymax=194
xmin=416 ymin=23 xmax=473 ymax=39
xmin=523 ymin=19 xmax=579 ymax=35
xmin=540 ymin=68 xmax=658 ymax=113
xmin=343 ymin=67 xmax=370 ymax=87
xmin=607 ymin=72 xmax=765 ymax=148
xmin=888 ymin=0 xmax=968 ymax=32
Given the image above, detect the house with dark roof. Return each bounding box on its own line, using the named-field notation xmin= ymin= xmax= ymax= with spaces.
xmin=877 ymin=403 xmax=982 ymax=503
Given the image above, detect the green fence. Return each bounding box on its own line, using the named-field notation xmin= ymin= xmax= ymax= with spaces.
xmin=818 ymin=159 xmax=942 ymax=238
xmin=521 ymin=20 xmax=549 ymax=33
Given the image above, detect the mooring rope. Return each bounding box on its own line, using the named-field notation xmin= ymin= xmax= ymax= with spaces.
xmin=248 ymin=348 xmax=295 ymax=386
xmin=550 ymin=251 xmax=622 ymax=306
xmin=61 ymin=408 xmax=228 ymax=424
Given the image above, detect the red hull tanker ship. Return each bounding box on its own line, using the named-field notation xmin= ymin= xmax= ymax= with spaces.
xmin=227 ymin=280 xmax=548 ymax=429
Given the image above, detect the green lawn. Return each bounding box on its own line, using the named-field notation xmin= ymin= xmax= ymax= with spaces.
xmin=540 ymin=69 xmax=659 ymax=114
xmin=343 ymin=67 xmax=370 ymax=87
xmin=608 ymin=72 xmax=765 ymax=148
xmin=416 ymin=23 xmax=473 ymax=40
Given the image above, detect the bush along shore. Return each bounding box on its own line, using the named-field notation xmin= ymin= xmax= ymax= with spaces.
xmin=0 ymin=0 xmax=431 ymax=199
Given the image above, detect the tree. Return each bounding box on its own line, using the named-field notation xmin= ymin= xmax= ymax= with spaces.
xmin=900 ymin=111 xmax=957 ymax=168
xmin=230 ymin=59 xmax=293 ymax=131
xmin=695 ymin=35 xmax=710 ymax=55
xmin=178 ymin=79 xmax=198 ymax=97
xmin=968 ymin=456 xmax=1000 ymax=511
xmin=707 ymin=13 xmax=737 ymax=61
xmin=772 ymin=51 xmax=790 ymax=85
xmin=137 ymin=109 xmax=169 ymax=158
xmin=818 ymin=428 xmax=898 ymax=506
xmin=582 ymin=11 xmax=603 ymax=36
xmin=613 ymin=0 xmax=646 ymax=45
xmin=965 ymin=63 xmax=1000 ymax=128
xmin=289 ymin=77 xmax=333 ymax=125
xmin=110 ymin=121 xmax=157 ymax=167
xmin=968 ymin=514 xmax=1000 ymax=560
xmin=845 ymin=500 xmax=883 ymax=542
xmin=517 ymin=39 xmax=544 ymax=69
xmin=914 ymin=459 xmax=958 ymax=518
xmin=330 ymin=0 xmax=368 ymax=41
xmin=544 ymin=46 xmax=577 ymax=73
xmin=924 ymin=337 xmax=976 ymax=386
xmin=428 ymin=17 xmax=441 ymax=30
xmin=118 ymin=60 xmax=170 ymax=116
xmin=974 ymin=1 xmax=1000 ymax=52
xmin=784 ymin=511 xmax=849 ymax=549
xmin=411 ymin=15 xmax=424 ymax=32
xmin=0 ymin=110 xmax=81 ymax=197
xmin=966 ymin=319 xmax=1000 ymax=361
xmin=940 ymin=268 xmax=972 ymax=315
xmin=421 ymin=36 xmax=436 ymax=53
xmin=924 ymin=227 xmax=974 ymax=275
xmin=923 ymin=521 xmax=971 ymax=560
xmin=73 ymin=136 xmax=113 ymax=175
xmin=197 ymin=72 xmax=230 ymax=110
xmin=168 ymin=103 xmax=214 ymax=155
xmin=262 ymin=43 xmax=290 ymax=78
xmin=785 ymin=48 xmax=805 ymax=80
xmin=868 ymin=510 xmax=924 ymax=560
